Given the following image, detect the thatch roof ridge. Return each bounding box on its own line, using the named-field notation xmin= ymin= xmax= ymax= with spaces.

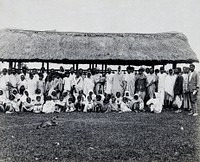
xmin=0 ymin=28 xmax=198 ymax=65
xmin=3 ymin=28 xmax=187 ymax=41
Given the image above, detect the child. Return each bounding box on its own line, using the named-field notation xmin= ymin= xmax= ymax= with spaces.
xmin=87 ymin=90 xmax=96 ymax=101
xmin=12 ymin=89 xmax=21 ymax=102
xmin=119 ymin=97 xmax=132 ymax=113
xmin=77 ymin=90 xmax=86 ymax=103
xmin=22 ymin=97 xmax=34 ymax=112
xmin=50 ymin=90 xmax=58 ymax=100
xmin=98 ymin=89 xmax=105 ymax=102
xmin=19 ymin=85 xmax=26 ymax=96
xmin=66 ymin=98 xmax=75 ymax=112
xmin=54 ymin=96 xmax=66 ymax=113
xmin=124 ymin=91 xmax=133 ymax=101
xmin=123 ymin=91 xmax=133 ymax=108
xmin=84 ymin=96 xmax=94 ymax=112
xmin=116 ymin=92 xmax=122 ymax=110
xmin=93 ymin=95 xmax=104 ymax=112
xmin=75 ymin=95 xmax=85 ymax=112
xmin=146 ymin=93 xmax=162 ymax=113
xmin=110 ymin=96 xmax=118 ymax=111
xmin=33 ymin=95 xmax=44 ymax=113
xmin=0 ymin=90 xmax=7 ymax=112
xmin=103 ymin=94 xmax=112 ymax=113
xmin=5 ymin=94 xmax=19 ymax=113
xmin=19 ymin=90 xmax=29 ymax=111
xmin=18 ymin=74 xmax=27 ymax=90
xmin=130 ymin=94 xmax=144 ymax=112
xmin=42 ymin=96 xmax=56 ymax=113
xmin=62 ymin=91 xmax=70 ymax=106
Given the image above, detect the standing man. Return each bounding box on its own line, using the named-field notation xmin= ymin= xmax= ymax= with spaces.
xmin=146 ymin=68 xmax=156 ymax=99
xmin=135 ymin=67 xmax=147 ymax=101
xmin=173 ymin=67 xmax=183 ymax=113
xmin=124 ymin=66 xmax=135 ymax=97
xmin=112 ymin=66 xmax=125 ymax=96
xmin=188 ymin=64 xmax=199 ymax=116
xmin=158 ymin=67 xmax=167 ymax=106
xmin=105 ymin=68 xmax=114 ymax=95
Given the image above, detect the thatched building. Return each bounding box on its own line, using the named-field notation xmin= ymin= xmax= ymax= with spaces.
xmin=0 ymin=29 xmax=198 ymax=70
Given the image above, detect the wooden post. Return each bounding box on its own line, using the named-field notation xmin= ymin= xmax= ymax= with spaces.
xmin=9 ymin=62 xmax=13 ymax=69
xmin=18 ymin=62 xmax=22 ymax=69
xmin=101 ymin=64 xmax=104 ymax=74
xmin=95 ymin=64 xmax=97 ymax=68
xmin=105 ymin=64 xmax=107 ymax=73
xmin=73 ymin=64 xmax=75 ymax=70
xmin=162 ymin=64 xmax=165 ymax=70
xmin=76 ymin=64 xmax=79 ymax=71
xmin=14 ymin=62 xmax=16 ymax=68
xmin=172 ymin=63 xmax=177 ymax=69
xmin=47 ymin=62 xmax=49 ymax=73
xmin=42 ymin=62 xmax=44 ymax=68
xmin=89 ymin=64 xmax=92 ymax=69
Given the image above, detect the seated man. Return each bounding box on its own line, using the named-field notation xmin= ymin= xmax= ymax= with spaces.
xmin=146 ymin=93 xmax=162 ymax=113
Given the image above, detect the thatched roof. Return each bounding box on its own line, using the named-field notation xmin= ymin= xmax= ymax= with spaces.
xmin=0 ymin=29 xmax=198 ymax=65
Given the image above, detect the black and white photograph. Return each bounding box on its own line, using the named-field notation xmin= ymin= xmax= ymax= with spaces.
xmin=0 ymin=0 xmax=200 ymax=161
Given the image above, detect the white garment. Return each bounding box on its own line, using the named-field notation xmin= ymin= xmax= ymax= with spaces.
xmin=173 ymin=95 xmax=183 ymax=109
xmin=42 ymin=72 xmax=47 ymax=81
xmin=189 ymin=72 xmax=194 ymax=81
xmin=22 ymin=101 xmax=34 ymax=111
xmin=105 ymin=73 xmax=114 ymax=94
xmin=147 ymin=74 xmax=156 ymax=85
xmin=9 ymin=74 xmax=18 ymax=88
xmin=27 ymin=79 xmax=37 ymax=97
xmin=42 ymin=100 xmax=55 ymax=113
xmin=69 ymin=74 xmax=76 ymax=87
xmin=63 ymin=77 xmax=71 ymax=92
xmin=84 ymin=101 xmax=94 ymax=112
xmin=146 ymin=97 xmax=163 ymax=113
xmin=37 ymin=80 xmax=45 ymax=94
xmin=120 ymin=102 xmax=131 ymax=112
xmin=18 ymin=80 xmax=28 ymax=90
xmin=83 ymin=77 xmax=94 ymax=95
xmin=33 ymin=74 xmax=39 ymax=82
xmin=124 ymin=73 xmax=136 ymax=97
xmin=158 ymin=73 xmax=167 ymax=105
xmin=0 ymin=94 xmax=7 ymax=104
xmin=0 ymin=75 xmax=9 ymax=90
xmin=20 ymin=73 xmax=29 ymax=81
xmin=71 ymin=77 xmax=84 ymax=92
xmin=164 ymin=74 xmax=176 ymax=97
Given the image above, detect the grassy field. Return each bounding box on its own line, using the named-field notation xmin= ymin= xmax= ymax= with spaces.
xmin=0 ymin=110 xmax=199 ymax=162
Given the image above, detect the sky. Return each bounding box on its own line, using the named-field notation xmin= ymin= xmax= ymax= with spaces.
xmin=0 ymin=0 xmax=200 ymax=70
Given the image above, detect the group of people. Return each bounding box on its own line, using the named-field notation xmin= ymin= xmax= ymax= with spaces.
xmin=0 ymin=63 xmax=198 ymax=116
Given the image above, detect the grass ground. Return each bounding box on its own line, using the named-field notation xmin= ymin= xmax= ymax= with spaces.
xmin=0 ymin=109 xmax=199 ymax=162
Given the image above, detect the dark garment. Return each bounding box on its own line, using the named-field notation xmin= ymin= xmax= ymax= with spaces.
xmin=93 ymin=101 xmax=104 ymax=112
xmin=75 ymin=102 xmax=85 ymax=112
xmin=135 ymin=74 xmax=147 ymax=92
xmin=174 ymin=75 xmax=183 ymax=96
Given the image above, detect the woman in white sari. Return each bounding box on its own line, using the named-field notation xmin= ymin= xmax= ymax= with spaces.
xmin=83 ymin=71 xmax=94 ymax=96
xmin=105 ymin=68 xmax=114 ymax=95
xmin=112 ymin=66 xmax=125 ymax=96
xmin=71 ymin=71 xmax=84 ymax=94
xmin=124 ymin=66 xmax=135 ymax=97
